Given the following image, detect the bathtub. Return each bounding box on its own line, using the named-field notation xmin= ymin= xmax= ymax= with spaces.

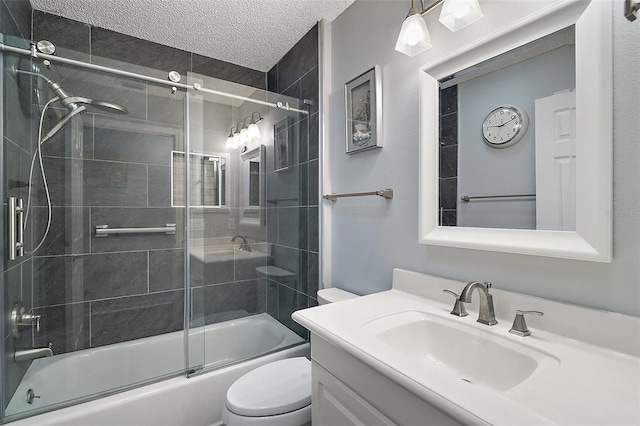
xmin=7 ymin=313 xmax=309 ymax=425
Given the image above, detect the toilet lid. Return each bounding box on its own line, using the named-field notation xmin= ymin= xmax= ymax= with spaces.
xmin=226 ymin=357 xmax=311 ymax=417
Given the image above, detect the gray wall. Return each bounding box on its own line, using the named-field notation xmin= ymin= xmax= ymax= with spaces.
xmin=327 ymin=1 xmax=640 ymax=317
xmin=457 ymin=44 xmax=575 ymax=228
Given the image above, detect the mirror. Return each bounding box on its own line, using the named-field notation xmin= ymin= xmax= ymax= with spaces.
xmin=172 ymin=151 xmax=229 ymax=208
xmin=240 ymin=145 xmax=266 ymax=225
xmin=439 ymin=26 xmax=575 ymax=231
xmin=419 ymin=0 xmax=612 ymax=262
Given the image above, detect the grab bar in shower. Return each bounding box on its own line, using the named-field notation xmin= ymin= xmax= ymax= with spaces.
xmin=95 ymin=224 xmax=177 ymax=237
xmin=460 ymin=193 xmax=536 ymax=202
xmin=323 ymin=188 xmax=393 ymax=202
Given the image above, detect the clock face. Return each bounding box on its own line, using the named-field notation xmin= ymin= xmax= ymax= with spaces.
xmin=482 ymin=105 xmax=529 ymax=148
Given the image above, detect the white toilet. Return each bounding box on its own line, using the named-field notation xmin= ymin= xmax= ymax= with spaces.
xmin=222 ymin=287 xmax=358 ymax=426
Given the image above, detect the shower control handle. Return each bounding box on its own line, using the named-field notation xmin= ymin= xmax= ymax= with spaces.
xmin=10 ymin=302 xmax=42 ymax=338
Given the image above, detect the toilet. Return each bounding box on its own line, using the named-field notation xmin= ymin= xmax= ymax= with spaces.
xmin=222 ymin=287 xmax=358 ymax=426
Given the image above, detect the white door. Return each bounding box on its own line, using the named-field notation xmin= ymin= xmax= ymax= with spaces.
xmin=535 ymin=91 xmax=576 ymax=231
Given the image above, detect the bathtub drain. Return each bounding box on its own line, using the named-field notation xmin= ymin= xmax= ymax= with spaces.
xmin=26 ymin=389 xmax=41 ymax=404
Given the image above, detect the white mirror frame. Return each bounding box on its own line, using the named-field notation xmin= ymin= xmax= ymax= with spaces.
xmin=419 ymin=0 xmax=612 ymax=262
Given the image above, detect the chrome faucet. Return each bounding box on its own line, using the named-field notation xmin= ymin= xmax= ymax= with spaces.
xmin=14 ymin=343 xmax=53 ymax=363
xmin=231 ymin=235 xmax=252 ymax=252
xmin=459 ymin=281 xmax=498 ymax=326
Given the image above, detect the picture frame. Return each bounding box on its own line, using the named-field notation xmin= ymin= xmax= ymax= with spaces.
xmin=273 ymin=117 xmax=292 ymax=171
xmin=345 ymin=65 xmax=382 ymax=154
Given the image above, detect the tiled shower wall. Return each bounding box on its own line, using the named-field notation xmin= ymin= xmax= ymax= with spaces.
xmin=266 ymin=25 xmax=319 ymax=337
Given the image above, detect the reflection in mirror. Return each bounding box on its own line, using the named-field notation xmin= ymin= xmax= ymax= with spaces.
xmin=172 ymin=151 xmax=229 ymax=207
xmin=438 ymin=26 xmax=575 ymax=231
xmin=240 ymin=145 xmax=266 ymax=225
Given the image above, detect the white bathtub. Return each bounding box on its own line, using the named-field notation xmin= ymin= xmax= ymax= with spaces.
xmin=6 ymin=313 xmax=309 ymax=425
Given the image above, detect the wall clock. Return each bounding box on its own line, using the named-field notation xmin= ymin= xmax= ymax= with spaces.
xmin=482 ymin=105 xmax=529 ymax=148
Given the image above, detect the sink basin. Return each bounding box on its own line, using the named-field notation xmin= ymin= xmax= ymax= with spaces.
xmin=363 ymin=310 xmax=553 ymax=391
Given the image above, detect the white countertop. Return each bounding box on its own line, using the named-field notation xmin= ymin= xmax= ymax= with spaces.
xmin=293 ymin=269 xmax=640 ymax=425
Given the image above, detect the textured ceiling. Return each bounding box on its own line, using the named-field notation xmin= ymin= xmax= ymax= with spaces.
xmin=29 ymin=0 xmax=356 ymax=72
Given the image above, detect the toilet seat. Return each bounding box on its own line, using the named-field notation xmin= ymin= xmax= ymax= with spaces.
xmin=225 ymin=357 xmax=311 ymax=417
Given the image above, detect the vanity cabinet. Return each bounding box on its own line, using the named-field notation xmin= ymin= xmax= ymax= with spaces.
xmin=310 ymin=334 xmax=463 ymax=426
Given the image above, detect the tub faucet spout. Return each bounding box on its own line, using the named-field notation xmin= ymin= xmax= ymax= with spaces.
xmin=459 ymin=281 xmax=498 ymax=326
xmin=14 ymin=343 xmax=53 ymax=363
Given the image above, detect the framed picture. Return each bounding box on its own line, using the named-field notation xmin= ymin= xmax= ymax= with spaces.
xmin=274 ymin=117 xmax=292 ymax=171
xmin=345 ymin=65 xmax=382 ymax=154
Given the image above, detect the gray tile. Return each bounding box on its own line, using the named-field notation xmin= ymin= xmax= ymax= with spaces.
xmin=90 ymin=207 xmax=183 ymax=253
xmin=31 ymin=206 xmax=91 ymax=256
xmin=308 ymin=113 xmax=319 ymax=161
xmin=308 ymin=252 xmax=319 ymax=298
xmin=309 ymin=159 xmax=319 ymax=206
xmin=203 ymin=280 xmax=266 ymax=321
xmin=266 ymin=280 xmax=278 ymax=318
xmin=278 ymin=207 xmax=307 ymax=250
xmin=189 ymin=256 xmax=234 ymax=287
xmin=33 ymin=252 xmax=148 ymax=306
xmin=33 ymin=157 xmax=149 ymax=207
xmin=299 ymin=161 xmax=309 ymax=205
xmin=271 ymin=245 xmax=305 ymax=290
xmin=191 ymin=54 xmax=266 ymax=90
xmin=33 ymin=11 xmax=91 ymax=61
xmin=441 ymin=209 xmax=457 ymax=226
xmin=440 ymin=85 xmax=457 ymax=115
xmin=90 ymin=290 xmax=184 ymax=348
xmin=439 ymin=177 xmax=458 ymax=210
xmin=297 ymin=117 xmax=309 ymax=165
xmin=148 ymin=165 xmax=172 ymax=207
xmin=1 ymin=0 xmax=29 ymax=39
xmin=440 ymin=112 xmax=458 ymax=147
xmin=277 ymin=284 xmax=308 ymax=339
xmin=94 ymin=127 xmax=175 ymax=165
xmin=149 ymin=249 xmax=184 ymax=292
xmin=309 ymin=207 xmax=318 ymax=253
xmin=41 ymin=124 xmax=95 ymax=159
xmin=33 ymin=302 xmax=91 ymax=355
xmin=4 ymin=264 xmax=22 ymax=338
xmin=300 ymin=67 xmax=319 ymax=115
xmin=147 ymin=85 xmax=186 ymax=127
xmin=439 ymin=145 xmax=458 ymax=179
xmin=190 ymin=286 xmax=205 ymax=327
xmin=277 ymin=25 xmax=318 ymax=94
xmin=267 ymin=65 xmax=278 ymax=93
xmin=91 ymin=27 xmax=191 ymax=79
xmin=3 ymin=58 xmax=34 ymax=153
xmin=234 ymin=255 xmax=269 ymax=282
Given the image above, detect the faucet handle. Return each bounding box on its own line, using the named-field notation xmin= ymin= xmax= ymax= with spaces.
xmin=442 ymin=289 xmax=468 ymax=317
xmin=509 ymin=310 xmax=544 ymax=337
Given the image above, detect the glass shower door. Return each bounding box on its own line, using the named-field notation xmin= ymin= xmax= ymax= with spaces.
xmin=2 ymin=40 xmax=189 ymax=421
xmin=186 ymin=73 xmax=308 ymax=375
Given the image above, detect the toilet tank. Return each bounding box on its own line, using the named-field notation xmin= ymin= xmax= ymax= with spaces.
xmin=317 ymin=288 xmax=358 ymax=305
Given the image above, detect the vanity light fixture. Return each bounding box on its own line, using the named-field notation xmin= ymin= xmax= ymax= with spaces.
xmin=395 ymin=0 xmax=484 ymax=57
xmin=226 ymin=112 xmax=264 ymax=149
xmin=247 ymin=112 xmax=264 ymax=141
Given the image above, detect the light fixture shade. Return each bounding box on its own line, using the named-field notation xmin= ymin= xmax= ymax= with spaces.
xmin=248 ymin=123 xmax=260 ymax=141
xmin=395 ymin=13 xmax=432 ymax=57
xmin=439 ymin=0 xmax=483 ymax=32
